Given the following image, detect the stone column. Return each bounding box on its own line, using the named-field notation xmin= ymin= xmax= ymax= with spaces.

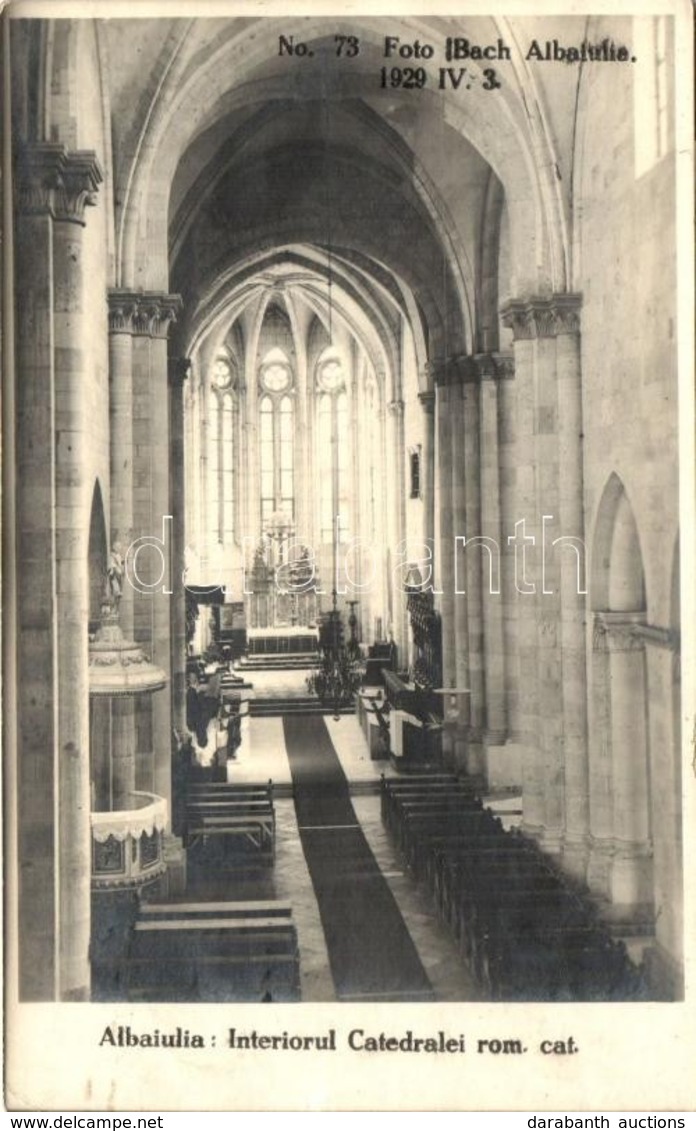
xmin=237 ymin=379 xmax=248 ymax=548
xmin=530 ymin=300 xmax=564 ymax=854
xmin=447 ymin=370 xmax=470 ymax=773
xmin=294 ymin=334 xmax=309 ymax=546
xmin=355 ymin=361 xmax=371 ymax=638
xmin=587 ymin=621 xmax=615 ymax=895
xmin=197 ymin=369 xmax=210 ymax=580
xmin=129 ymin=294 xmax=183 ymax=894
xmin=462 ymin=366 xmax=485 ymax=782
xmin=418 ymin=388 xmax=436 ymax=571
xmin=14 ymin=144 xmax=62 ymax=1000
xmin=594 ymin=616 xmax=653 ymax=910
xmin=434 ymin=377 xmax=455 ymax=688
xmin=500 ymin=301 xmax=544 ymax=838
xmin=375 ymin=399 xmax=388 ymax=636
xmin=131 ymin=319 xmax=154 ymax=789
xmin=169 ymin=357 xmax=191 ymax=736
xmin=52 ymin=149 xmax=103 ymax=1000
xmin=150 ymin=301 xmax=182 ymax=890
xmin=643 ymin=629 xmax=682 ymax=995
xmin=553 ymin=295 xmax=590 ymax=877
xmin=347 ymin=365 xmax=360 ymax=596
xmin=244 ymin=338 xmax=259 ymax=552
xmin=387 ymin=398 xmax=408 ymax=658
xmin=477 ymin=354 xmax=512 ymax=743
xmin=108 ymin=292 xmax=139 ymax=812
xmin=108 ymin=292 xmax=138 ymax=632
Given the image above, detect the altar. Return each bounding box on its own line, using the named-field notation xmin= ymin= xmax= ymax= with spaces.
xmin=247 ymin=626 xmax=318 ymax=656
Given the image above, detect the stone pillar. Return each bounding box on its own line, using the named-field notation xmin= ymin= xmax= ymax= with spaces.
xmin=355 ymin=360 xmax=371 ymax=639
xmin=418 ymin=388 xmax=436 ymax=574
xmin=500 ymin=295 xmax=588 ymax=853
xmin=445 ymin=367 xmax=471 ymax=773
xmin=376 ymin=399 xmax=388 ymax=636
xmin=244 ymin=339 xmax=259 ymax=552
xmin=110 ymin=699 xmax=135 ymax=810
xmin=151 ymin=302 xmax=183 ymax=892
xmin=462 ymin=367 xmax=485 ymax=782
xmin=129 ymin=294 xmax=183 ymax=892
xmin=587 ymin=623 xmax=614 ymax=895
xmin=349 ymin=365 xmax=361 ymax=591
xmin=53 ymin=149 xmax=103 ymax=1000
xmin=500 ymin=301 xmax=544 ymax=837
xmin=595 ymin=616 xmax=654 ymax=910
xmin=530 ymin=301 xmax=564 ymax=853
xmin=108 ymin=292 xmax=138 ymax=633
xmin=15 ymin=144 xmax=61 ymax=999
xmin=434 ymin=378 xmax=455 ymax=689
xmin=89 ymin=696 xmax=111 ymax=811
xmin=197 ymin=368 xmax=210 ymax=579
xmin=294 ymin=335 xmax=309 ymax=545
xmin=477 ymin=354 xmax=512 ymax=743
xmin=131 ymin=322 xmax=154 ymax=789
xmin=643 ymin=629 xmax=682 ymax=995
xmin=108 ymin=292 xmax=139 ymax=812
xmin=169 ymin=357 xmax=191 ymax=737
xmin=387 ymin=398 xmax=408 ymax=658
xmin=553 ymin=295 xmax=590 ymax=877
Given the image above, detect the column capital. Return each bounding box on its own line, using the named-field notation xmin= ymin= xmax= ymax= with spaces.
xmin=592 ymin=611 xmax=647 ymax=653
xmin=53 ymin=151 xmax=103 ymax=224
xmin=430 ymin=353 xmax=515 ymax=386
xmin=131 ymin=293 xmax=183 ymax=339
xmin=500 ymin=297 xmax=554 ymax=340
xmin=16 ymin=144 xmax=102 ymax=223
xmin=388 ymin=398 xmax=405 ymax=417
xmin=551 ymin=293 xmax=583 ymax=335
xmin=501 ymin=294 xmax=583 ymax=340
xmin=168 ymin=356 xmax=191 ymax=388
xmin=107 ymin=290 xmax=140 ymax=334
xmin=474 ymin=352 xmax=515 ymax=381
xmin=417 ymin=390 xmax=435 ymax=413
xmin=430 ymin=354 xmax=479 ymax=387
xmin=16 ymin=143 xmax=65 ymax=215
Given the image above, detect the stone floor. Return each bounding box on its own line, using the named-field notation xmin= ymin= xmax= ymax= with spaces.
xmin=211 ymin=707 xmax=486 ymax=1001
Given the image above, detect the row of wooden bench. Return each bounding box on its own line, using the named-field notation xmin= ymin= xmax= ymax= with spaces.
xmin=184 ymin=780 xmax=276 ymax=862
xmin=126 ymin=899 xmax=301 ymax=1002
xmin=381 ymin=773 xmax=645 ymax=1001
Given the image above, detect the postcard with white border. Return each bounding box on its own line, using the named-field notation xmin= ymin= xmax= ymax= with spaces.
xmin=2 ymin=0 xmax=695 ymax=1112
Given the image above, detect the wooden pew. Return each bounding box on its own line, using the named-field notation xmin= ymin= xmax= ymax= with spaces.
xmin=380 ymin=772 xmax=645 ymax=1001
xmin=381 ymin=783 xmax=476 ymax=832
xmin=126 ymin=910 xmax=300 ymax=1002
xmin=379 ymin=773 xmax=459 ymax=820
xmin=139 ymin=899 xmax=293 ymax=920
xmin=184 ymin=781 xmax=276 ymax=861
xmin=189 ymin=780 xmax=274 ymax=797
xmin=383 ymin=791 xmax=480 ymax=838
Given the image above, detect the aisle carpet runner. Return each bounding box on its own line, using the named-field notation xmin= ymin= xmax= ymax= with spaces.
xmin=283 ymin=715 xmax=433 ymax=1001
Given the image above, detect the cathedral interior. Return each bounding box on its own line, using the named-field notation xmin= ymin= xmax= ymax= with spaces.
xmin=4 ymin=13 xmax=685 ymax=1006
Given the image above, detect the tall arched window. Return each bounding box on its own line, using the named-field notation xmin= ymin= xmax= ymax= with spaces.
xmin=258 ymin=348 xmax=295 ymax=527
xmin=316 ymin=348 xmax=350 ymax=544
xmin=209 ymin=357 xmax=236 ymax=544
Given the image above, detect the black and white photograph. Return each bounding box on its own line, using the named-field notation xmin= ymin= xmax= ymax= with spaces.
xmin=2 ymin=0 xmax=694 ymax=1112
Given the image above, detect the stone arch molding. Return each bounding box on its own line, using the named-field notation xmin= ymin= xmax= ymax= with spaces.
xmin=110 ymin=16 xmax=567 ymax=297
xmin=183 ymin=247 xmax=417 ymax=406
xmin=591 ymin=472 xmax=647 ymax=616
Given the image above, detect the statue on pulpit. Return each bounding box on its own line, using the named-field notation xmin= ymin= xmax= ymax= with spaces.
xmin=105 ymin=542 xmax=125 ymax=614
